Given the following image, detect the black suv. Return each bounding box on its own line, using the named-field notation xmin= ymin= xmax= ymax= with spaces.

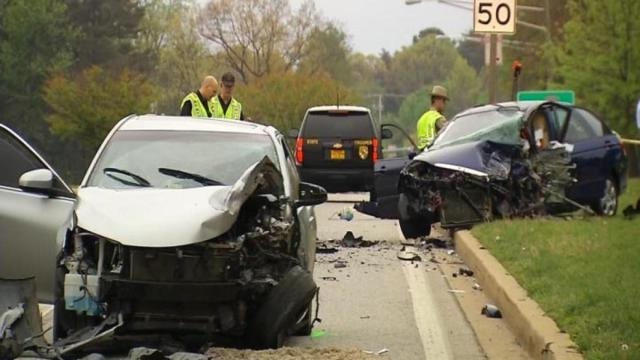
xmin=290 ymin=106 xmax=386 ymax=193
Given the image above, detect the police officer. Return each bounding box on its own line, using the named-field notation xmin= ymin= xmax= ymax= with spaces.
xmin=211 ymin=72 xmax=245 ymax=120
xmin=180 ymin=76 xmax=218 ymax=117
xmin=416 ymin=85 xmax=449 ymax=151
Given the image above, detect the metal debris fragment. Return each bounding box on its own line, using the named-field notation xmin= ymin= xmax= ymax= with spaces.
xmin=459 ymin=267 xmax=474 ymax=277
xmin=397 ymin=250 xmax=422 ymax=262
xmin=481 ymin=304 xmax=502 ymax=318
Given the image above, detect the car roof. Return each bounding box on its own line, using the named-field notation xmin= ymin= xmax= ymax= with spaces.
xmin=118 ymin=115 xmax=271 ymax=135
xmin=456 ymin=101 xmax=572 ymax=118
xmin=307 ymin=105 xmax=371 ymax=113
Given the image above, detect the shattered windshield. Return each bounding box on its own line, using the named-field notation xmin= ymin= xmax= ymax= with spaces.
xmin=431 ymin=109 xmax=524 ymax=149
xmin=88 ymin=130 xmax=279 ymax=189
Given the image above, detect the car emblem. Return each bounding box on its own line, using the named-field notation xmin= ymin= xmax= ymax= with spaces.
xmin=333 ymin=143 xmax=343 ymax=149
xmin=358 ymin=145 xmax=369 ymax=160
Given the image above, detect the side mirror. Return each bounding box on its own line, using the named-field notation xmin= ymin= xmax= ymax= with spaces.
xmin=408 ymin=151 xmax=417 ymax=160
xmin=295 ymin=182 xmax=327 ymax=207
xmin=288 ymin=128 xmax=299 ymax=139
xmin=19 ymin=169 xmax=54 ymax=195
xmin=381 ymin=128 xmax=394 ymax=140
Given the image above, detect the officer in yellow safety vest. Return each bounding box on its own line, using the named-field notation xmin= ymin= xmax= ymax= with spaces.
xmin=416 ymin=85 xmax=449 ymax=151
xmin=211 ymin=72 xmax=245 ymax=120
xmin=180 ymin=76 xmax=219 ymax=117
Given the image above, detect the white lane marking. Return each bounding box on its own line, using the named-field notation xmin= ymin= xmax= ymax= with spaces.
xmin=402 ymin=261 xmax=453 ymax=360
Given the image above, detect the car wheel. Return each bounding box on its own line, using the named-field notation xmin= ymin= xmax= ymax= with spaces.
xmin=594 ymin=177 xmax=618 ymax=216
xmin=247 ymin=266 xmax=317 ymax=349
xmin=398 ymin=193 xmax=432 ymax=239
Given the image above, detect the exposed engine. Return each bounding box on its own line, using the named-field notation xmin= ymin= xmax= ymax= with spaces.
xmin=60 ymin=190 xmax=299 ymax=337
xmin=399 ymin=142 xmax=578 ymax=228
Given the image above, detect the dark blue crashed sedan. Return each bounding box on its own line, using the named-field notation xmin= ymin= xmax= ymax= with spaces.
xmin=358 ymin=101 xmax=628 ymax=239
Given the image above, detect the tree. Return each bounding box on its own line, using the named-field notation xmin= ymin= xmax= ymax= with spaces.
xmin=139 ymin=1 xmax=223 ymax=115
xmin=198 ymin=0 xmax=321 ymax=83
xmin=457 ymin=32 xmax=484 ymax=73
xmin=412 ymin=27 xmax=444 ymax=44
xmin=383 ymin=35 xmax=466 ymax=113
xmin=0 ymin=0 xmax=72 ymax=136
xmin=556 ymin=0 xmax=640 ymax=174
xmin=237 ymin=72 xmax=359 ymax=132
xmin=65 ymin=0 xmax=148 ymax=71
xmin=44 ymin=66 xmax=155 ymax=150
xmin=298 ymin=23 xmax=352 ymax=83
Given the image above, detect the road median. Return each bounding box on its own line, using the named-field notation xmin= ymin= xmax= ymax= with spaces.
xmin=453 ymin=230 xmax=582 ymax=360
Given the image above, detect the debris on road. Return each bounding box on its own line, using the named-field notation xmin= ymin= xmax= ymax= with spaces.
xmin=447 ymin=250 xmax=455 ymax=256
xmin=473 ymin=283 xmax=482 ymax=291
xmin=128 ymin=347 xmax=207 ymax=360
xmin=320 ymin=276 xmax=338 ymax=281
xmin=458 ymin=267 xmax=475 ymax=277
xmin=481 ymin=304 xmax=503 ymax=318
xmin=448 ymin=290 xmax=466 ymax=294
xmin=316 ymin=244 xmax=339 ymax=254
xmin=363 ymin=348 xmax=389 ymax=356
xmin=334 ymin=261 xmax=348 ymax=269
xmin=330 ymin=207 xmax=355 ymax=221
xmin=341 ymin=231 xmax=378 ymax=248
xmin=397 ymin=250 xmax=422 ymax=262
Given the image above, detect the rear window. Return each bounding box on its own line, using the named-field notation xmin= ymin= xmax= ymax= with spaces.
xmin=302 ymin=111 xmax=374 ymax=138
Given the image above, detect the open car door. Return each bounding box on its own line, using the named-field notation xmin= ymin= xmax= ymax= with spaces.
xmin=355 ymin=124 xmax=417 ymax=219
xmin=0 ymin=124 xmax=75 ymax=303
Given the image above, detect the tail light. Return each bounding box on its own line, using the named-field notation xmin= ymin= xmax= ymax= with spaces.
xmin=295 ymin=137 xmax=304 ymax=165
xmin=372 ymin=137 xmax=379 ymax=162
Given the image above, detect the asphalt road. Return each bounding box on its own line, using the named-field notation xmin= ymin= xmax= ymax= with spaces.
xmin=287 ymin=194 xmax=487 ymax=359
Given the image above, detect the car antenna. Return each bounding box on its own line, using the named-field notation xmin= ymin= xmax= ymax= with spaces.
xmin=336 ymin=84 xmax=341 ymax=110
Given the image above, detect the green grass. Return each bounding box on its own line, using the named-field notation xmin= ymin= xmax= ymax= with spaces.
xmin=472 ymin=179 xmax=640 ymax=360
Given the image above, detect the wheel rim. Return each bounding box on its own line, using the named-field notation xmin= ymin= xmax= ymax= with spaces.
xmin=601 ymin=179 xmax=617 ymax=216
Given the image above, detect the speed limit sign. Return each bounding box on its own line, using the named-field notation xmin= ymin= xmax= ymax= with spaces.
xmin=474 ymin=0 xmax=516 ymax=34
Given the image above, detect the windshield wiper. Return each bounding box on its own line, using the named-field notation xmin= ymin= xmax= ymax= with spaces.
xmin=158 ymin=168 xmax=223 ymax=186
xmin=103 ymin=168 xmax=151 ymax=187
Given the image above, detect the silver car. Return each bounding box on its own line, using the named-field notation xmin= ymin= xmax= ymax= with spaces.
xmin=0 ymin=116 xmax=326 ymax=350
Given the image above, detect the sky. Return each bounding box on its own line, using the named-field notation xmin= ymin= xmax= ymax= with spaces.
xmin=290 ymin=0 xmax=474 ymax=55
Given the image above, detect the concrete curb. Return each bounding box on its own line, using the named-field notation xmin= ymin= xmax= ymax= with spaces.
xmin=453 ymin=231 xmax=583 ymax=360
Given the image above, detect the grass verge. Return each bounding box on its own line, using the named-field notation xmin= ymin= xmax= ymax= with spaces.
xmin=471 ymin=179 xmax=640 ymax=360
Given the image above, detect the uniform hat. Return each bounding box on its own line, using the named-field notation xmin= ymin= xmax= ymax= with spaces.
xmin=430 ymin=85 xmax=449 ymax=100
xmin=221 ymin=72 xmax=236 ymax=86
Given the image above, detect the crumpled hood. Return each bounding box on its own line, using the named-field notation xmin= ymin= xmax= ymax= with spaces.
xmin=76 ymin=157 xmax=283 ymax=248
xmin=413 ymin=141 xmax=521 ymax=179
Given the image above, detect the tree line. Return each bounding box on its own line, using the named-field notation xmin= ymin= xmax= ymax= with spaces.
xmin=0 ymin=0 xmax=638 ymax=180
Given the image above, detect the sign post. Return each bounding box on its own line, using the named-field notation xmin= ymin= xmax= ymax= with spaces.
xmin=474 ymin=0 xmax=516 ymax=104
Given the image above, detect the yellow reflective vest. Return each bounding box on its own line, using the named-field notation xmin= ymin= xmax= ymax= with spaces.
xmin=180 ymin=92 xmax=214 ymax=118
xmin=211 ymin=96 xmax=242 ymax=120
xmin=417 ymin=109 xmax=444 ymax=150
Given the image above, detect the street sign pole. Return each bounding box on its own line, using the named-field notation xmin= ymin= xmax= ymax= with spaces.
xmin=474 ymin=0 xmax=516 ymax=104
xmin=489 ymin=34 xmax=497 ymax=104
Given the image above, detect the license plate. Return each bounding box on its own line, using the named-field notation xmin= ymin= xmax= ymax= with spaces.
xmin=330 ymin=149 xmax=345 ymax=160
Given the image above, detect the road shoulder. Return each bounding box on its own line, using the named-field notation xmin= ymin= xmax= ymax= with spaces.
xmin=453 ymin=231 xmax=582 ymax=360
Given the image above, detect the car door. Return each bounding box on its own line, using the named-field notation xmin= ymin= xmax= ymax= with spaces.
xmin=561 ymin=108 xmax=613 ymax=205
xmin=355 ymin=124 xmax=416 ymax=219
xmin=279 ymin=135 xmax=317 ymax=272
xmin=0 ymin=124 xmax=75 ymax=303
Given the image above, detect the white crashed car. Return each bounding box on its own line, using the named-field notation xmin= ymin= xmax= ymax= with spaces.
xmin=0 ymin=116 xmax=326 ymax=350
